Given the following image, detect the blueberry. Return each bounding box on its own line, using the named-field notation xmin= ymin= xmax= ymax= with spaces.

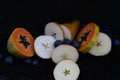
xmin=113 ymin=39 xmax=120 ymax=47
xmin=54 ymin=40 xmax=63 ymax=47
xmin=24 ymin=58 xmax=32 ymax=65
xmin=32 ymin=59 xmax=40 ymax=67
xmin=63 ymin=39 xmax=71 ymax=44
xmin=4 ymin=56 xmax=13 ymax=64
xmin=71 ymin=40 xmax=80 ymax=49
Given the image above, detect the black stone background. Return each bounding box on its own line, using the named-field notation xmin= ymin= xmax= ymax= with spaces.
xmin=0 ymin=0 xmax=120 ymax=80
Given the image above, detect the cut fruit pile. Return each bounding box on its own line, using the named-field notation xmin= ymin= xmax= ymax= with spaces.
xmin=76 ymin=22 xmax=112 ymax=56
xmin=6 ymin=20 xmax=112 ymax=80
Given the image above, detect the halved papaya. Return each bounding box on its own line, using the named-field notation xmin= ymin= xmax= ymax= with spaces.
xmin=7 ymin=27 xmax=35 ymax=58
xmin=76 ymin=23 xmax=99 ymax=53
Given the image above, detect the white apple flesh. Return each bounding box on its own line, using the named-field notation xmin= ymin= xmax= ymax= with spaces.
xmin=34 ymin=35 xmax=56 ymax=59
xmin=53 ymin=60 xmax=80 ymax=80
xmin=52 ymin=44 xmax=79 ymax=63
xmin=44 ymin=22 xmax=65 ymax=40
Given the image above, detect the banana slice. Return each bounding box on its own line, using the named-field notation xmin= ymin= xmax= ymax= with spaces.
xmin=44 ymin=22 xmax=65 ymax=40
xmin=89 ymin=32 xmax=112 ymax=56
xmin=53 ymin=60 xmax=80 ymax=80
xmin=34 ymin=35 xmax=56 ymax=59
xmin=52 ymin=44 xmax=79 ymax=64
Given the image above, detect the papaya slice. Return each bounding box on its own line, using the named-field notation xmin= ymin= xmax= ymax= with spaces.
xmin=76 ymin=23 xmax=99 ymax=53
xmin=7 ymin=27 xmax=35 ymax=58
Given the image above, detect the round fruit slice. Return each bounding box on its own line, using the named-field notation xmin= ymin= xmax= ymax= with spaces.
xmin=7 ymin=27 xmax=35 ymax=58
xmin=89 ymin=32 xmax=112 ymax=56
xmin=60 ymin=20 xmax=80 ymax=40
xmin=53 ymin=60 xmax=80 ymax=80
xmin=34 ymin=35 xmax=56 ymax=59
xmin=76 ymin=22 xmax=99 ymax=53
xmin=52 ymin=44 xmax=79 ymax=63
xmin=44 ymin=22 xmax=65 ymax=40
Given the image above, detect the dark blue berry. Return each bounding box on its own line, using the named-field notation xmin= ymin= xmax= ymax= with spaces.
xmin=63 ymin=39 xmax=71 ymax=44
xmin=4 ymin=56 xmax=13 ymax=64
xmin=24 ymin=58 xmax=32 ymax=65
xmin=113 ymin=39 xmax=120 ymax=47
xmin=54 ymin=40 xmax=63 ymax=47
xmin=32 ymin=59 xmax=40 ymax=67
xmin=71 ymin=40 xmax=80 ymax=49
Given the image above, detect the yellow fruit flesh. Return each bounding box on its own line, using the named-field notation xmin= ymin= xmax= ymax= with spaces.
xmin=61 ymin=20 xmax=80 ymax=40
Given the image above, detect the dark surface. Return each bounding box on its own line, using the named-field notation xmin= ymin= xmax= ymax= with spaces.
xmin=0 ymin=0 xmax=120 ymax=80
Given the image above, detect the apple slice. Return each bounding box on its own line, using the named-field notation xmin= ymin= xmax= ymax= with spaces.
xmin=53 ymin=60 xmax=80 ymax=80
xmin=44 ymin=22 xmax=65 ymax=40
xmin=60 ymin=20 xmax=80 ymax=40
xmin=76 ymin=22 xmax=99 ymax=53
xmin=89 ymin=32 xmax=112 ymax=56
xmin=52 ymin=44 xmax=79 ymax=64
xmin=34 ymin=35 xmax=56 ymax=59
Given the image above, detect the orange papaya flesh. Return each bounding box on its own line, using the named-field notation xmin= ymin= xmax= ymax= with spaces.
xmin=76 ymin=23 xmax=99 ymax=53
xmin=7 ymin=27 xmax=35 ymax=58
